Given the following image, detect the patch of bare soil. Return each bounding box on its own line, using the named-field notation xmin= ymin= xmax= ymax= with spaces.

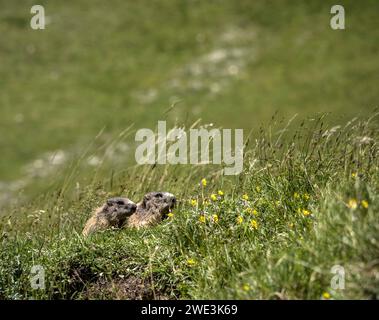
xmin=84 ymin=276 xmax=170 ymax=300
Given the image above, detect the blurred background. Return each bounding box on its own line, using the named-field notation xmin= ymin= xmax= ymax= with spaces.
xmin=0 ymin=0 xmax=378 ymax=203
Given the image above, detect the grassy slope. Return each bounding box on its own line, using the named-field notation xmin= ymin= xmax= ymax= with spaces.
xmin=0 ymin=115 xmax=378 ymax=299
xmin=0 ymin=0 xmax=378 ymax=300
xmin=1 ymin=0 xmax=379 ymax=180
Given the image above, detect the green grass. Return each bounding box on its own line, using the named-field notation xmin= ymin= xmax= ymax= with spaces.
xmin=1 ymin=0 xmax=379 ymax=180
xmin=1 ymin=115 xmax=378 ymax=299
xmin=0 ymin=0 xmax=378 ymax=300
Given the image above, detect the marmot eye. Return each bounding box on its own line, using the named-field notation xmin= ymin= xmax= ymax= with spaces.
xmin=155 ymin=193 xmax=163 ymax=198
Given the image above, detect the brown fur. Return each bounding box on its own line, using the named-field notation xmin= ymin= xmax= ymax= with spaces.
xmin=82 ymin=192 xmax=176 ymax=236
xmin=82 ymin=197 xmax=136 ymax=237
xmin=127 ymin=192 xmax=176 ymax=229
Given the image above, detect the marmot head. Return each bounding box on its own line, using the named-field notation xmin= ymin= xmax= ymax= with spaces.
xmin=102 ymin=197 xmax=137 ymax=225
xmin=139 ymin=192 xmax=176 ymax=217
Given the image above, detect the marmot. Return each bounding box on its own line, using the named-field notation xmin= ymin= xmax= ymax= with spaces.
xmin=82 ymin=192 xmax=176 ymax=236
xmin=82 ymin=197 xmax=137 ymax=237
xmin=127 ymin=192 xmax=176 ymax=228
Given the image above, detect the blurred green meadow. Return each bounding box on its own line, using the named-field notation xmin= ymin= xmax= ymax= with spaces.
xmin=1 ymin=0 xmax=378 ymax=184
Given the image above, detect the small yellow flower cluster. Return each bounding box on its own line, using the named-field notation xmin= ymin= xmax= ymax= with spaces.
xmin=190 ymin=199 xmax=198 ymax=207
xmin=242 ymin=194 xmax=249 ymax=201
xmin=242 ymin=284 xmax=251 ymax=292
xmin=235 ymin=215 xmax=259 ymax=230
xmin=198 ymin=214 xmax=219 ymax=223
xmin=351 ymin=172 xmax=357 ymax=178
xmin=208 ymin=191 xmax=224 ymax=201
xmin=347 ymin=199 xmax=357 ymax=209
xmin=201 ymin=178 xmax=207 ymax=187
xmin=322 ymin=292 xmax=331 ymax=300
xmin=250 ymin=219 xmax=258 ymax=229
xmin=347 ymin=198 xmax=369 ymax=209
xmin=244 ymin=207 xmax=258 ymax=216
xmin=298 ymin=208 xmax=311 ymax=216
xmin=167 ymin=212 xmax=174 ymax=218
xmin=199 ymin=215 xmax=206 ymax=223
xmin=294 ymin=192 xmax=310 ymax=201
xmin=187 ymin=258 xmax=197 ymax=266
xmin=302 ymin=209 xmax=311 ymax=216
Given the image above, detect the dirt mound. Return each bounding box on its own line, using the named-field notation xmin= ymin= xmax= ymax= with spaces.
xmin=84 ymin=276 xmax=169 ymax=300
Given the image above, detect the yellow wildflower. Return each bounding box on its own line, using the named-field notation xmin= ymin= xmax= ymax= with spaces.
xmin=351 ymin=172 xmax=357 ymax=178
xmin=245 ymin=208 xmax=258 ymax=215
xmin=212 ymin=214 xmax=219 ymax=223
xmin=210 ymin=194 xmax=217 ymax=201
xmin=190 ymin=199 xmax=198 ymax=207
xmin=302 ymin=209 xmax=311 ymax=216
xmin=294 ymin=192 xmax=300 ymax=199
xmin=347 ymin=199 xmax=358 ymax=209
xmin=167 ymin=212 xmax=174 ymax=218
xmin=237 ymin=216 xmax=244 ymax=224
xmin=242 ymin=194 xmax=249 ymax=201
xmin=218 ymin=190 xmax=224 ymax=196
xmin=322 ymin=292 xmax=331 ymax=300
xmin=199 ymin=215 xmax=206 ymax=223
xmin=187 ymin=258 xmax=196 ymax=266
xmin=201 ymin=178 xmax=207 ymax=187
xmin=303 ymin=193 xmax=310 ymax=200
xmin=250 ymin=219 xmax=258 ymax=229
xmin=361 ymin=200 xmax=369 ymax=209
xmin=242 ymin=284 xmax=250 ymax=291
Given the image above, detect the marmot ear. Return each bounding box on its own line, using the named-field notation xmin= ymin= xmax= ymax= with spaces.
xmin=106 ymin=197 xmax=126 ymax=206
xmin=106 ymin=198 xmax=117 ymax=206
xmin=141 ymin=193 xmax=153 ymax=209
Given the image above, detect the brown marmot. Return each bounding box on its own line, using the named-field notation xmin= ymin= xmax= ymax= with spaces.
xmin=82 ymin=197 xmax=137 ymax=237
xmin=127 ymin=192 xmax=176 ymax=228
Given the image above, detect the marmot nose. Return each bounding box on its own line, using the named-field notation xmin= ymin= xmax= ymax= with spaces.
xmin=130 ymin=203 xmax=137 ymax=211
